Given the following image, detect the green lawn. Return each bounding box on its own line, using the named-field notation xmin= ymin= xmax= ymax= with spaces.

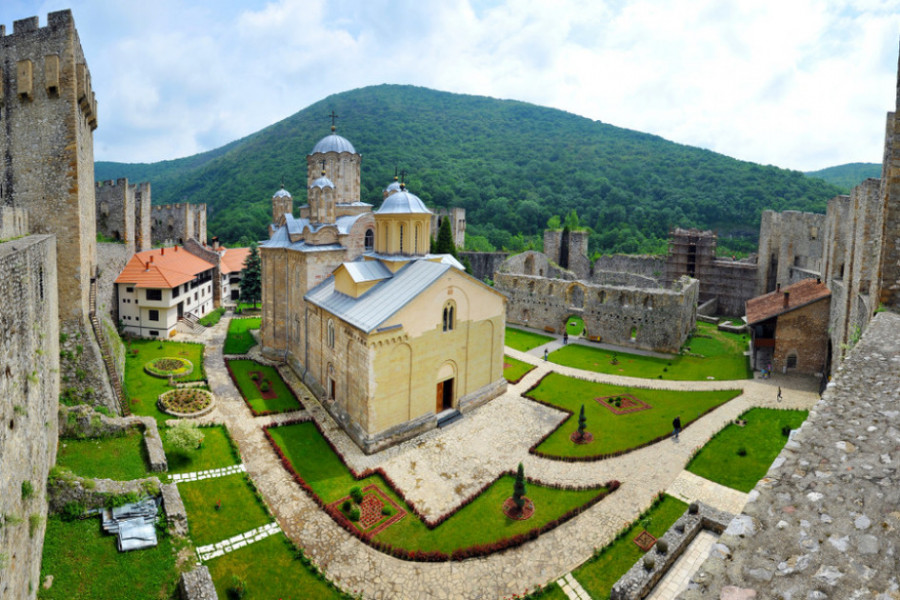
xmin=269 ymin=421 xmax=611 ymax=555
xmin=236 ymin=301 xmax=261 ymax=314
xmin=566 ymin=316 xmax=585 ymax=336
xmin=124 ymin=339 xmax=206 ymax=425
xmin=198 ymin=306 xmax=226 ymax=327
xmin=572 ymin=495 xmax=687 ymax=599
xmin=506 ymin=327 xmax=555 ymax=352
xmin=687 ymin=407 xmax=809 ymax=492
xmin=206 ymin=534 xmax=346 ymax=600
xmin=39 ymin=516 xmax=178 ymax=600
xmin=164 ymin=425 xmax=240 ymax=474
xmin=527 ymin=373 xmax=741 ymax=458
xmin=179 ymin=473 xmax=272 ymax=546
xmin=226 ymin=359 xmax=302 ymax=414
xmin=549 ymin=323 xmax=751 ymax=381
xmin=223 ymin=317 xmax=261 ymax=355
xmin=56 ymin=428 xmax=149 ymax=481
xmin=504 ymin=354 xmax=535 ymax=383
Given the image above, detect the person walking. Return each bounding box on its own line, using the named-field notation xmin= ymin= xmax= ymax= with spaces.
xmin=777 ymin=386 xmax=782 ymax=402
xmin=672 ymin=415 xmax=682 ymax=441
xmin=563 ymin=331 xmax=568 ymax=345
xmin=543 ymin=348 xmax=548 ymax=361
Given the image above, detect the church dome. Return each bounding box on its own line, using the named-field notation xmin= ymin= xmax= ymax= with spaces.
xmin=273 ymin=187 xmax=292 ymax=198
xmin=377 ymin=188 xmax=432 ymax=215
xmin=311 ymin=133 xmax=356 ymax=155
xmin=384 ymin=180 xmax=402 ymax=195
xmin=310 ymin=175 xmax=335 ymax=189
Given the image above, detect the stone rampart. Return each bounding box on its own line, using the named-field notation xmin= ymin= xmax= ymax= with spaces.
xmin=95 ymin=178 xmax=152 ymax=253
xmin=592 ymin=254 xmax=665 ymax=279
xmin=151 ymin=203 xmax=207 ymax=247
xmin=0 ymin=207 xmax=29 ymax=239
xmin=756 ymin=210 xmax=826 ymax=296
xmin=0 ymin=235 xmax=59 ymax=600
xmin=679 ymin=311 xmax=900 ymax=600
xmin=459 ymin=251 xmax=508 ymax=282
xmin=544 ymin=229 xmax=590 ymax=279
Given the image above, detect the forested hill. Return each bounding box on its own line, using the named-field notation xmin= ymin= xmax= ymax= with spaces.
xmin=805 ymin=162 xmax=881 ymax=193
xmin=96 ymin=84 xmax=844 ymax=255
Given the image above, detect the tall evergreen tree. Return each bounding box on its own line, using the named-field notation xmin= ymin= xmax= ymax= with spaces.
xmin=239 ymin=241 xmax=262 ymax=308
xmin=577 ymin=404 xmax=587 ymax=439
xmin=513 ymin=463 xmax=526 ymax=511
xmin=435 ymin=217 xmax=458 ymax=258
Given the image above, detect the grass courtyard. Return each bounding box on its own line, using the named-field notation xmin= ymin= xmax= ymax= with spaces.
xmin=223 ymin=316 xmax=261 ymax=355
xmin=56 ymin=428 xmax=150 ymax=481
xmin=268 ymin=421 xmax=614 ymax=557
xmin=226 ymin=359 xmax=303 ymax=415
xmin=503 ymin=354 xmax=535 ymax=383
xmin=526 ymin=372 xmax=741 ymax=458
xmin=549 ymin=322 xmax=752 ymax=380
xmin=164 ymin=424 xmax=241 ymax=474
xmin=178 ymin=473 xmax=272 ymax=546
xmin=687 ymin=407 xmax=809 ymax=492
xmin=572 ymin=494 xmax=688 ymax=598
xmin=123 ymin=338 xmax=206 ymax=425
xmin=505 ymin=326 xmax=554 ymax=352
xmin=39 ymin=516 xmax=178 ymax=600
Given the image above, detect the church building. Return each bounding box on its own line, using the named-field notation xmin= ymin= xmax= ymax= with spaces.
xmin=260 ymin=126 xmax=506 ymax=453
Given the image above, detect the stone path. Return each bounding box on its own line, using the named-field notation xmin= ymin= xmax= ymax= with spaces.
xmin=176 ymin=315 xmax=821 ymax=600
xmin=195 ymin=522 xmax=281 ymax=562
xmin=645 ymin=530 xmax=719 ymax=600
xmin=169 ymin=463 xmax=246 ymax=483
xmin=557 ymin=572 xmax=592 ymax=600
xmin=666 ymin=471 xmax=748 ymax=516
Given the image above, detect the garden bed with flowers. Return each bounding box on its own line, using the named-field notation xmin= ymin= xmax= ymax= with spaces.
xmin=158 ymin=388 xmax=215 ymax=418
xmin=144 ymin=356 xmax=193 ymax=379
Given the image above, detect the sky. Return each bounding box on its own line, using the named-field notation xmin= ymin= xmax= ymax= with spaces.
xmin=2 ymin=0 xmax=900 ymax=171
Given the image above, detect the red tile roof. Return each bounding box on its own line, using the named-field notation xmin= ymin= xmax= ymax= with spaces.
xmin=746 ymin=278 xmax=831 ymax=325
xmin=115 ymin=246 xmax=215 ymax=289
xmin=220 ymin=247 xmax=250 ymax=274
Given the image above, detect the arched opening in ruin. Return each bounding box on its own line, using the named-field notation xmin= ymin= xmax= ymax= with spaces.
xmin=567 ymin=284 xmax=584 ymax=309
xmin=630 ymin=326 xmax=638 ymax=341
xmin=563 ymin=314 xmax=585 ymax=338
xmin=524 ymin=254 xmax=535 ymax=276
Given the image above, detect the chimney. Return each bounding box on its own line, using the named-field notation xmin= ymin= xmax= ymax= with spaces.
xmin=174 ymin=245 xmax=178 ymax=252
xmin=783 ymin=291 xmax=790 ymax=307
xmin=161 ymin=247 xmax=165 ymax=255
xmin=816 ymin=276 xmax=821 ymax=284
xmin=776 ymin=283 xmax=781 ymax=292
xmin=149 ymin=255 xmax=153 ymax=263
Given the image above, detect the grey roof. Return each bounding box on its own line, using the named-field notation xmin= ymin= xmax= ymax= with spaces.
xmin=269 ymin=213 xmax=365 ymax=239
xmin=261 ymin=223 xmax=345 ymax=253
xmin=342 ymin=260 xmax=393 ymax=283
xmin=310 ymin=175 xmax=334 ymax=189
xmin=310 ymin=133 xmax=356 ymax=155
xmin=365 ymin=252 xmax=464 ymax=270
xmin=376 ymin=190 xmax=433 ymax=215
xmin=306 ymin=259 xmax=451 ymax=332
xmin=273 ymin=187 xmax=292 ymax=198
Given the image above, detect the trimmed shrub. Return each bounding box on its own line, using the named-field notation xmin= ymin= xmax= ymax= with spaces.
xmin=348 ymin=507 xmax=361 ymax=522
xmin=350 ymin=486 xmax=364 ymax=504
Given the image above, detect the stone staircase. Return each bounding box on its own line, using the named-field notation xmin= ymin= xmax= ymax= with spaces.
xmin=89 ymin=277 xmax=129 ymax=415
xmin=177 ymin=312 xmax=206 ymax=334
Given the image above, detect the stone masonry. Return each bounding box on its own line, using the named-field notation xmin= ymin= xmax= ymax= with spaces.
xmin=431 ymin=207 xmax=466 ymax=248
xmin=679 ymin=311 xmax=900 ymax=600
xmin=150 ymin=202 xmax=207 ymax=247
xmin=0 ymin=235 xmax=59 ymax=600
xmin=95 ymin=178 xmax=152 ymax=253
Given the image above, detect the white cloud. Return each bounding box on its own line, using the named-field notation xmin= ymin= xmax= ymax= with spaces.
xmin=2 ymin=0 xmax=899 ymax=170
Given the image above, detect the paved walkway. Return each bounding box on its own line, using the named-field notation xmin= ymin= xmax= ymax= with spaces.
xmin=178 ymin=316 xmax=820 ymax=600
xmin=557 ymin=572 xmax=592 ymax=600
xmin=169 ymin=463 xmax=246 ymax=483
xmin=666 ymin=471 xmax=748 ymax=516
xmin=645 ymin=530 xmax=719 ymax=600
xmin=195 ymin=522 xmax=281 ymax=562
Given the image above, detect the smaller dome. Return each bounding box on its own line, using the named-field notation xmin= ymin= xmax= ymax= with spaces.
xmin=377 ymin=189 xmax=432 ymax=215
xmin=310 ymin=175 xmax=335 ymax=189
xmin=384 ymin=180 xmax=402 ymax=194
xmin=273 ymin=187 xmax=292 ymax=198
xmin=311 ymin=133 xmax=356 ymax=155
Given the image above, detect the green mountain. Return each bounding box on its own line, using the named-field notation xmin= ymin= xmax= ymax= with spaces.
xmin=805 ymin=163 xmax=881 ymax=193
xmin=96 ymin=84 xmax=844 ymax=255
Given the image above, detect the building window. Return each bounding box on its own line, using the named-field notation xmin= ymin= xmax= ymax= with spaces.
xmin=149 ymin=309 xmax=159 ymax=321
xmin=442 ymin=301 xmax=455 ymax=332
xmin=364 ymin=229 xmax=374 ymax=252
xmin=786 ymin=354 xmax=798 ymax=369
xmin=194 ymin=292 xmax=198 ymax=301
xmin=399 ymin=224 xmax=404 ymax=253
xmin=327 ymin=319 xmax=335 ymax=349
xmin=149 ymin=330 xmax=159 ymax=337
xmin=146 ymin=289 xmax=162 ymax=301
xmin=126 ymin=286 xmax=134 ymax=293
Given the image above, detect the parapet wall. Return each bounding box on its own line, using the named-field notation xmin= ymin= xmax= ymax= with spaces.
xmin=592 ymin=254 xmax=665 ymax=279
xmin=680 ymin=311 xmax=900 ymax=599
xmin=0 ymin=235 xmax=59 ymax=600
xmin=151 ymin=203 xmax=207 ymax=247
xmin=496 ymin=272 xmax=698 ymax=352
xmin=95 ymin=178 xmax=152 ymax=253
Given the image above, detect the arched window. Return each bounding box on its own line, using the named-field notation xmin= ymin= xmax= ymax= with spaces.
xmin=327 ymin=319 xmax=335 ymax=349
xmin=364 ymin=229 xmax=374 ymax=252
xmin=399 ymin=224 xmax=404 ymax=253
xmin=415 ymin=224 xmax=420 ymax=254
xmin=442 ymin=301 xmax=456 ymax=332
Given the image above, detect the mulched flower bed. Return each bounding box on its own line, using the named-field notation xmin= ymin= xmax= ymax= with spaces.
xmin=249 ymin=371 xmax=278 ymax=400
xmin=328 ymin=485 xmax=407 ymax=536
xmin=502 ymin=497 xmax=535 ymax=521
xmin=595 ymin=393 xmax=652 ymax=415
xmin=144 ymin=356 xmax=193 ymax=379
xmin=633 ymin=530 xmax=657 ymax=551
xmin=158 ymin=388 xmax=214 ymax=417
xmin=570 ymin=431 xmax=594 ymax=444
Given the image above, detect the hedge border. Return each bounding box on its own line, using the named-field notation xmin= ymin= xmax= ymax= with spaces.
xmin=521 ymin=372 xmax=741 ymax=462
xmin=264 ymin=417 xmax=620 ymax=562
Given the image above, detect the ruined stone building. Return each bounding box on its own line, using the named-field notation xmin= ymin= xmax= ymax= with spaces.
xmin=261 ymin=128 xmax=505 ymax=453
xmin=431 ymin=206 xmax=466 ymax=248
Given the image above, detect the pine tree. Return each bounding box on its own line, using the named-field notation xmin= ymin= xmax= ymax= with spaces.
xmin=577 ymin=404 xmax=587 ymax=439
xmin=435 ymin=217 xmax=458 ymax=258
xmin=513 ymin=463 xmax=526 ymax=511
xmin=239 ymin=241 xmax=262 ymax=308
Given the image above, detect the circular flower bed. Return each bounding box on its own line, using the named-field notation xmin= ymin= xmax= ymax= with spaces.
xmin=158 ymin=388 xmax=214 ymax=417
xmin=144 ymin=357 xmax=193 ymax=379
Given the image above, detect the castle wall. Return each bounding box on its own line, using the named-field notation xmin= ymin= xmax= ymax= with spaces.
xmin=496 ymin=272 xmax=697 ymax=353
xmin=0 ymin=207 xmax=28 ymax=239
xmin=95 ymin=178 xmax=134 ymax=252
xmin=0 ymin=235 xmax=59 ymax=600
xmin=134 ymin=182 xmax=151 ymax=251
xmin=459 ymin=251 xmax=508 ymax=282
xmin=431 ymin=208 xmax=466 ymax=248
xmin=592 ymin=254 xmax=666 ymax=279
xmin=543 ymin=229 xmax=591 ymax=279
xmin=150 ymin=203 xmax=206 ymax=247
xmin=879 ymin=107 xmax=900 ymax=309
xmin=755 ymin=210 xmax=825 ymax=295
xmin=773 ymin=297 xmax=831 ymax=375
